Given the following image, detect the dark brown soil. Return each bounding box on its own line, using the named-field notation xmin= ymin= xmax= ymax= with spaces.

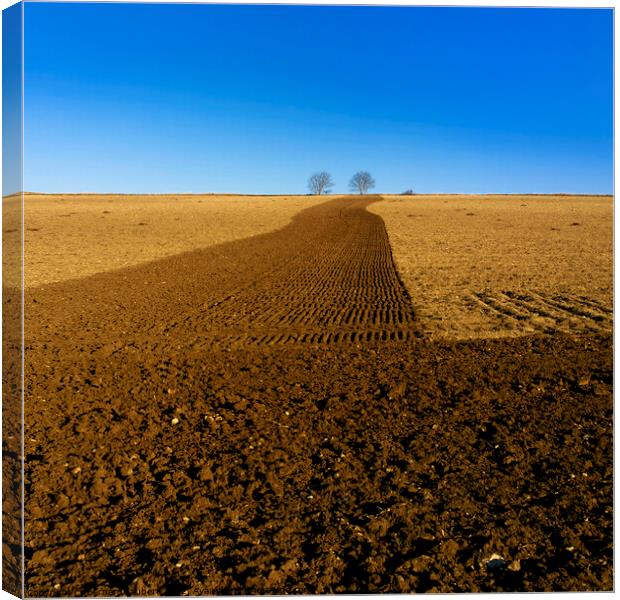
xmin=20 ymin=197 xmax=612 ymax=595
xmin=3 ymin=285 xmax=22 ymax=598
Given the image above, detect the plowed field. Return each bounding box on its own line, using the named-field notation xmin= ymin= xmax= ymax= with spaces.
xmin=17 ymin=196 xmax=613 ymax=595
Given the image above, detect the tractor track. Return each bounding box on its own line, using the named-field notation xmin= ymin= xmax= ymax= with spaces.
xmin=152 ymin=195 xmax=418 ymax=348
xmin=470 ymin=290 xmax=613 ymax=334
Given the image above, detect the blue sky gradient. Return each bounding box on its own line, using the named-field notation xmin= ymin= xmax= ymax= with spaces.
xmin=3 ymin=2 xmax=22 ymax=196
xmin=24 ymin=3 xmax=613 ymax=194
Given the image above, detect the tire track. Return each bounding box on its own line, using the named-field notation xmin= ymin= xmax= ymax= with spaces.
xmin=471 ymin=290 xmax=612 ymax=335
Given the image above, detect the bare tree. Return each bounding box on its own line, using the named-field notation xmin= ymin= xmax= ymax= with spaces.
xmin=349 ymin=171 xmax=375 ymax=194
xmin=308 ymin=172 xmax=334 ymax=195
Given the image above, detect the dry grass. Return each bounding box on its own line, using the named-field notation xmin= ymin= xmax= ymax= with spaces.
xmin=5 ymin=193 xmax=613 ymax=341
xmin=3 ymin=194 xmax=22 ymax=289
xmin=371 ymin=195 xmax=613 ymax=339
xmin=4 ymin=194 xmax=332 ymax=288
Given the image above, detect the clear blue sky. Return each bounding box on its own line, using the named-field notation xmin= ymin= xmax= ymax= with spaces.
xmin=23 ymin=3 xmax=613 ymax=194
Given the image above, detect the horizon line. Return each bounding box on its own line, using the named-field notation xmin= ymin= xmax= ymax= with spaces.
xmin=4 ymin=191 xmax=614 ymax=198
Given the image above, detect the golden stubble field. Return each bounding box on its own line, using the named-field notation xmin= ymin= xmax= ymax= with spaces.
xmin=4 ymin=193 xmax=612 ymax=340
xmin=371 ymin=194 xmax=613 ymax=339
xmin=4 ymin=194 xmax=332 ymax=288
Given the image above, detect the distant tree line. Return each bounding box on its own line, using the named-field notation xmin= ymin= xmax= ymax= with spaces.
xmin=307 ymin=171 xmax=377 ymax=195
